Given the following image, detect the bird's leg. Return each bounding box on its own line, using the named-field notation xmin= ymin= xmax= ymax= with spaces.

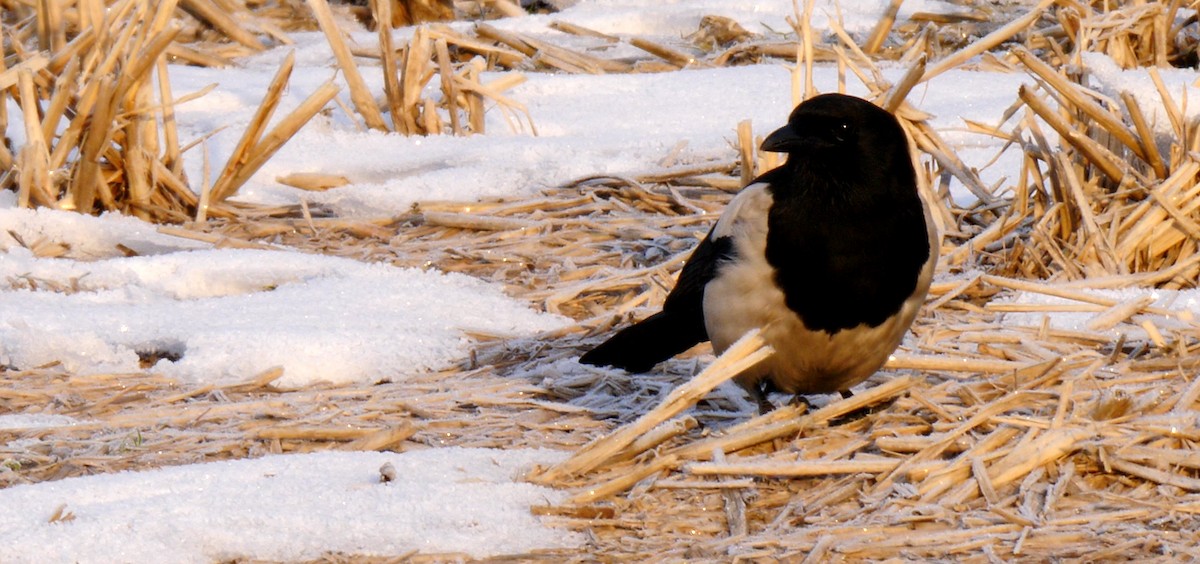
xmin=749 ymin=382 xmax=775 ymax=415
xmin=828 ymin=388 xmax=898 ymax=425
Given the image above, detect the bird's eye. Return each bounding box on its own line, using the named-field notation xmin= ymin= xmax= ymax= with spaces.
xmin=833 ymin=122 xmax=851 ymax=142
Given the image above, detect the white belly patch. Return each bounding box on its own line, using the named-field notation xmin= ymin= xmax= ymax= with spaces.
xmin=701 ymin=183 xmax=936 ymax=394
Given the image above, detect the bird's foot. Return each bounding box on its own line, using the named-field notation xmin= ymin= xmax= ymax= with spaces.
xmin=786 ymin=393 xmax=816 ymax=413
xmin=825 ymin=389 xmax=897 ymax=425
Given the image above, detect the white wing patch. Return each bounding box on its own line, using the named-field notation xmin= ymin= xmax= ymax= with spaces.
xmin=705 ymin=183 xmax=777 ymax=354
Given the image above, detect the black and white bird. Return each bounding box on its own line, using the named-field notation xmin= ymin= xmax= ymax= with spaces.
xmin=580 ymin=93 xmax=938 ymax=407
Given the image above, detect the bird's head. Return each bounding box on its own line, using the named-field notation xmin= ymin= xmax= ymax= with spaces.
xmin=761 ymin=93 xmax=907 ymax=166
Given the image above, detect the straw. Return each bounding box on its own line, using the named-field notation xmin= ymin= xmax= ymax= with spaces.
xmin=307 ymin=0 xmax=388 ymax=131
xmin=531 ymin=329 xmax=772 ymax=483
xmin=4 ymin=2 xmax=1200 ymax=560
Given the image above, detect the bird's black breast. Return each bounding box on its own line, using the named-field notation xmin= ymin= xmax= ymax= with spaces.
xmin=763 ymin=169 xmax=930 ymax=334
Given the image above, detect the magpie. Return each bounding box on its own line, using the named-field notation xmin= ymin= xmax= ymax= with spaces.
xmin=579 ymin=93 xmax=938 ymax=407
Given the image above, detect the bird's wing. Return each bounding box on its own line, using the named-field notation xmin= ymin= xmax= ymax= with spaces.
xmin=579 ymin=190 xmax=751 ymax=372
xmin=664 ymin=182 xmax=773 ymax=313
xmin=661 ymin=224 xmax=732 ymax=315
xmin=578 ymin=229 xmax=731 ymax=372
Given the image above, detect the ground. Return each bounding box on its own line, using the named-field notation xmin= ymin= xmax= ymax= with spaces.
xmin=2 ymin=0 xmax=1199 ymax=561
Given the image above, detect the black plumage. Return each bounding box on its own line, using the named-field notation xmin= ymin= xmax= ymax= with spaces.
xmin=580 ymin=93 xmax=938 ymax=404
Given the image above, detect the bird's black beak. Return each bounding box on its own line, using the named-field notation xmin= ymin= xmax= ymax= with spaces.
xmin=760 ymin=123 xmax=803 ymax=153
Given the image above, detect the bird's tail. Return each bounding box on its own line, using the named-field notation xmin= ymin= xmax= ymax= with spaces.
xmin=579 ymin=310 xmax=707 ymax=373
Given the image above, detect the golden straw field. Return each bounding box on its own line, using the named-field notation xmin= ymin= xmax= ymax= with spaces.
xmin=2 ymin=0 xmax=1199 ymax=560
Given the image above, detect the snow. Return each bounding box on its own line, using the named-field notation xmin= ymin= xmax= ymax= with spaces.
xmin=0 ymin=449 xmax=579 ymax=563
xmin=163 ymin=59 xmax=1032 ymax=214
xmin=0 ymin=222 xmax=568 ymax=385
xmin=156 ymin=0 xmax=1010 ymax=215
xmin=999 ymin=287 xmax=1200 ymax=339
xmin=0 ymin=414 xmax=86 ymax=430
xmin=502 ymin=0 xmax=969 ymax=37
xmin=1078 ymin=52 xmax=1200 ymax=135
xmin=2 ymin=0 xmax=1199 ymax=560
